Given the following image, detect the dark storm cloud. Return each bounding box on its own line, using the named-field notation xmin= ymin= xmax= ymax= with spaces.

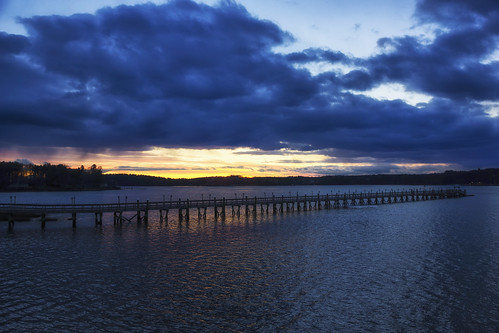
xmin=350 ymin=0 xmax=499 ymax=101
xmin=0 ymin=0 xmax=498 ymax=171
xmin=1 ymin=0 xmax=314 ymax=149
xmin=19 ymin=0 xmax=298 ymax=101
xmin=0 ymin=32 xmax=29 ymax=54
xmin=415 ymin=0 xmax=499 ymax=26
xmin=363 ymin=31 xmax=499 ymax=101
xmin=339 ymin=70 xmax=374 ymax=90
xmin=286 ymin=48 xmax=350 ymax=64
xmin=273 ymin=94 xmax=499 ymax=166
xmin=288 ymin=164 xmax=429 ymax=176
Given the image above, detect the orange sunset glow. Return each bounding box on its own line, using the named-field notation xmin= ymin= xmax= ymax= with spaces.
xmin=2 ymin=147 xmax=452 ymax=178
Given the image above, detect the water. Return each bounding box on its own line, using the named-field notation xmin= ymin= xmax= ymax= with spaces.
xmin=0 ymin=186 xmax=498 ymax=332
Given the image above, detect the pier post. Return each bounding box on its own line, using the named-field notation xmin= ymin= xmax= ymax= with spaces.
xmin=41 ymin=213 xmax=46 ymax=229
xmin=95 ymin=212 xmax=103 ymax=226
xmin=144 ymin=200 xmax=149 ymax=224
xmin=137 ymin=200 xmax=141 ymax=223
xmin=245 ymin=197 xmax=250 ymax=217
xmin=221 ymin=198 xmax=225 ymax=218
xmin=8 ymin=214 xmax=14 ymax=231
xmin=232 ymin=205 xmax=239 ymax=217
xmin=214 ymin=198 xmax=218 ymax=219
xmin=178 ymin=199 xmax=183 ymax=220
xmin=72 ymin=212 xmax=77 ymax=228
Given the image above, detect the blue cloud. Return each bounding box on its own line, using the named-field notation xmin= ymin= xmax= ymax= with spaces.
xmin=0 ymin=0 xmax=498 ymax=170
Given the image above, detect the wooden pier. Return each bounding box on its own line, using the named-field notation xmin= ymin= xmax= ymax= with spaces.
xmin=0 ymin=188 xmax=467 ymax=230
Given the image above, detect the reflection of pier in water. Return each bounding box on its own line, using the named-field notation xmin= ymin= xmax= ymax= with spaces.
xmin=1 ymin=189 xmax=468 ymax=230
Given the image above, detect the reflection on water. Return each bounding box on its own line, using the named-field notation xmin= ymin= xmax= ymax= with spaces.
xmin=0 ymin=186 xmax=498 ymax=331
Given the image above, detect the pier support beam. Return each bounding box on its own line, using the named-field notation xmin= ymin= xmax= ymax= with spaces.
xmin=144 ymin=201 xmax=149 ymax=224
xmin=221 ymin=199 xmax=225 ymax=218
xmin=231 ymin=205 xmax=240 ymax=217
xmin=8 ymin=214 xmax=14 ymax=231
xmin=113 ymin=211 xmax=121 ymax=225
xmin=179 ymin=208 xmax=189 ymax=221
xmin=198 ymin=207 xmax=206 ymax=220
xmin=95 ymin=212 xmax=103 ymax=226
xmin=214 ymin=198 xmax=218 ymax=219
xmin=160 ymin=209 xmax=169 ymax=222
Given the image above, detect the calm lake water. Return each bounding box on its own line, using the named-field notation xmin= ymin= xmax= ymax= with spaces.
xmin=0 ymin=185 xmax=498 ymax=332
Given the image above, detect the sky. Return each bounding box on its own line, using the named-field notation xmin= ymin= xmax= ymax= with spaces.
xmin=0 ymin=0 xmax=498 ymax=178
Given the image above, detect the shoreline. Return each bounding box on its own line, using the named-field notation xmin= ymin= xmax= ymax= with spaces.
xmin=1 ymin=184 xmax=497 ymax=193
xmin=0 ymin=186 xmax=120 ymax=193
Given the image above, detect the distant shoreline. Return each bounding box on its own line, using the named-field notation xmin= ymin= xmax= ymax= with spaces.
xmin=3 ymin=173 xmax=498 ymax=193
xmin=0 ymin=186 xmax=120 ymax=193
xmin=2 ymin=184 xmax=496 ymax=194
xmin=2 ymin=165 xmax=498 ymax=191
xmin=102 ymin=168 xmax=499 ymax=187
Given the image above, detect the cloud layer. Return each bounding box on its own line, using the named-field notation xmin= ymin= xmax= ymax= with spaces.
xmin=0 ymin=0 xmax=498 ymax=170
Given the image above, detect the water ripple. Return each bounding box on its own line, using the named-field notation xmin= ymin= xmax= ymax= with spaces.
xmin=0 ymin=187 xmax=498 ymax=331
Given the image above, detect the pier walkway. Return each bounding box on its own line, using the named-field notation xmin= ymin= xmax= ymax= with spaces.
xmin=1 ymin=188 xmax=467 ymax=230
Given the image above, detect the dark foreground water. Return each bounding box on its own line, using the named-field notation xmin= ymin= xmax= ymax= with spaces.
xmin=0 ymin=186 xmax=498 ymax=332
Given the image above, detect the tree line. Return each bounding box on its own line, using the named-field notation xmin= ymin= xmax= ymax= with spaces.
xmin=0 ymin=162 xmax=106 ymax=190
xmin=105 ymin=168 xmax=499 ymax=187
xmin=2 ymin=161 xmax=498 ymax=191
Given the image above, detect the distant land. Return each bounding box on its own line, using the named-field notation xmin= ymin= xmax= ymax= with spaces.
xmin=1 ymin=161 xmax=498 ymax=191
xmin=105 ymin=169 xmax=499 ymax=187
xmin=0 ymin=161 xmax=108 ymax=191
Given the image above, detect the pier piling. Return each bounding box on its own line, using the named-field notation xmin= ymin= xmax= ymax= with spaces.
xmin=1 ymin=188 xmax=468 ymax=230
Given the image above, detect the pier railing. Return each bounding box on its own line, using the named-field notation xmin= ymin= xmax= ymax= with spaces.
xmin=1 ymin=188 xmax=467 ymax=230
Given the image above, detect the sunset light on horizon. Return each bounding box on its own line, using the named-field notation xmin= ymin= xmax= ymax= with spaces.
xmin=3 ymin=146 xmax=454 ymax=178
